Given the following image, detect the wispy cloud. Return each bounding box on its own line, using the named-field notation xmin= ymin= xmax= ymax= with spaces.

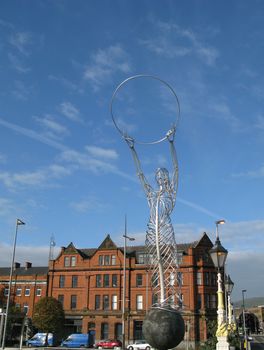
xmin=232 ymin=165 xmax=264 ymax=178
xmin=48 ymin=75 xmax=84 ymax=94
xmin=254 ymin=115 xmax=264 ymax=131
xmin=0 ymin=153 xmax=6 ymax=163
xmin=0 ymin=18 xmax=14 ymax=30
xmin=70 ymin=196 xmax=107 ymax=213
xmin=228 ymin=250 xmax=264 ymax=300
xmin=208 ymin=101 xmax=244 ymax=131
xmin=0 ymin=118 xmax=68 ymax=151
xmin=34 ymin=114 xmax=70 ymax=139
xmin=0 ymin=243 xmax=60 ymax=267
xmin=12 ymin=80 xmax=32 ymax=100
xmin=59 ymin=102 xmax=82 ymax=122
xmin=140 ymin=20 xmax=219 ymax=66
xmin=85 ymin=145 xmax=119 ymax=160
xmin=84 ymin=44 xmax=132 ymax=90
xmin=0 ymin=164 xmax=72 ymax=190
xmin=9 ymin=31 xmax=32 ymax=56
xmin=7 ymin=53 xmax=30 ymax=73
xmin=177 ymin=197 xmax=222 ymax=219
xmin=0 ymin=198 xmax=16 ymax=217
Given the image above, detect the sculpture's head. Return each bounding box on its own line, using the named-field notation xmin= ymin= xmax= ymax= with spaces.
xmin=155 ymin=168 xmax=170 ymax=189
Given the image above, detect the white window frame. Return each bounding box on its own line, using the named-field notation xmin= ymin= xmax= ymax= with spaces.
xmin=36 ymin=288 xmax=41 ymax=296
xmin=197 ymin=272 xmax=202 ymax=285
xmin=16 ymin=288 xmax=22 ymax=296
xmin=25 ymin=288 xmax=30 ymax=296
xmin=112 ymin=295 xmax=118 ymax=310
xmin=136 ymin=295 xmax=143 ymax=310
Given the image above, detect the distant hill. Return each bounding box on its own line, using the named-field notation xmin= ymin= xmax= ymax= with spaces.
xmin=233 ymin=297 xmax=264 ymax=308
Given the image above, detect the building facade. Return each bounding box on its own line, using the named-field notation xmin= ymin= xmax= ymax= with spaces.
xmin=0 ymin=232 xmax=218 ymax=348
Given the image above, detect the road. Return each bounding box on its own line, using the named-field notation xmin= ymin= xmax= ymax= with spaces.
xmin=250 ymin=335 xmax=264 ymax=350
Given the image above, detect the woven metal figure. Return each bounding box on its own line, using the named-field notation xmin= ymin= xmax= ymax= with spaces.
xmin=125 ymin=127 xmax=181 ymax=309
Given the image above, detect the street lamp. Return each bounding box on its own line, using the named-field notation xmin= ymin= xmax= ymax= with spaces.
xmin=209 ymin=220 xmax=229 ymax=350
xmin=225 ymin=275 xmax=234 ymax=326
xmin=122 ymin=218 xmax=135 ymax=350
xmin=0 ymin=309 xmax=6 ymax=348
xmin=242 ymin=289 xmax=248 ymax=350
xmin=1 ymin=219 xmax=25 ymax=349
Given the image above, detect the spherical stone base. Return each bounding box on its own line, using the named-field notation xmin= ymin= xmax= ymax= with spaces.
xmin=143 ymin=307 xmax=185 ymax=350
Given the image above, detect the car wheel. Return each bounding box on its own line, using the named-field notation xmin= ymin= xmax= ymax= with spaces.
xmin=128 ymin=347 xmax=134 ymax=350
xmin=145 ymin=346 xmax=150 ymax=350
xmin=98 ymin=347 xmax=103 ymax=349
xmin=28 ymin=345 xmax=32 ymax=348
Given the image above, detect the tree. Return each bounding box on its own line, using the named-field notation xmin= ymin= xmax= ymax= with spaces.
xmin=200 ymin=320 xmax=217 ymax=350
xmin=32 ymin=297 xmax=65 ymax=345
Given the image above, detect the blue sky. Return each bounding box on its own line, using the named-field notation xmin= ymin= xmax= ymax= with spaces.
xmin=0 ymin=0 xmax=263 ymax=301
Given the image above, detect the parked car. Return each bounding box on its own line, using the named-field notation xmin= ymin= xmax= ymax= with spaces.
xmin=61 ymin=333 xmax=92 ymax=348
xmin=94 ymin=339 xmax=122 ymax=349
xmin=127 ymin=340 xmax=152 ymax=350
xmin=27 ymin=333 xmax=54 ymax=347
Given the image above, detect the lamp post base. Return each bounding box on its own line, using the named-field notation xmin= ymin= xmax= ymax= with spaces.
xmin=216 ymin=336 xmax=230 ymax=350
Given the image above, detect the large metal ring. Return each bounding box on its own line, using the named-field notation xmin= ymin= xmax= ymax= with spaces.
xmin=110 ymin=74 xmax=180 ymax=145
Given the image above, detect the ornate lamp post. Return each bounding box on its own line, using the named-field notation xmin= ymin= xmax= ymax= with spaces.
xmin=209 ymin=220 xmax=229 ymax=350
xmin=242 ymin=289 xmax=248 ymax=350
xmin=224 ymin=275 xmax=234 ymax=327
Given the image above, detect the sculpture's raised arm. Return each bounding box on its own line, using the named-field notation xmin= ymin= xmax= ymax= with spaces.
xmin=124 ymin=135 xmax=153 ymax=198
xmin=166 ymin=126 xmax=179 ymax=202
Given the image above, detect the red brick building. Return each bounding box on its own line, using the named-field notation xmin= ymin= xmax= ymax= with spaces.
xmin=0 ymin=232 xmax=217 ymax=348
xmin=0 ymin=262 xmax=48 ymax=316
xmin=47 ymin=232 xmax=217 ymax=347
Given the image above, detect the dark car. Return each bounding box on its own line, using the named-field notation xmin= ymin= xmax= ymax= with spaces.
xmin=94 ymin=339 xmax=122 ymax=349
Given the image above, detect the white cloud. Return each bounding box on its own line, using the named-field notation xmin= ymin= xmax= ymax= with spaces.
xmin=34 ymin=114 xmax=69 ymax=138
xmin=84 ymin=44 xmax=132 ymax=90
xmin=12 ymin=80 xmax=31 ymax=100
xmin=0 ymin=243 xmax=60 ymax=266
xmin=140 ymin=20 xmax=219 ymax=66
xmin=48 ymin=75 xmax=84 ymax=94
xmin=209 ymin=101 xmax=244 ymax=131
xmin=59 ymin=102 xmax=82 ymax=122
xmin=0 ymin=153 xmax=6 ymax=163
xmin=232 ymin=165 xmax=264 ymax=178
xmin=0 ymin=198 xmax=16 ymax=217
xmin=0 ymin=118 xmax=68 ymax=152
xmin=228 ymin=251 xmax=264 ymax=300
xmin=7 ymin=53 xmax=30 ymax=73
xmin=85 ymin=145 xmax=119 ymax=160
xmin=9 ymin=31 xmax=32 ymax=56
xmin=70 ymin=196 xmax=107 ymax=213
xmin=0 ymin=164 xmax=72 ymax=190
xmin=254 ymin=115 xmax=264 ymax=130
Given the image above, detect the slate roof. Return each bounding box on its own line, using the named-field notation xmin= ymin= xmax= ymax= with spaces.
xmin=0 ymin=266 xmax=48 ymax=276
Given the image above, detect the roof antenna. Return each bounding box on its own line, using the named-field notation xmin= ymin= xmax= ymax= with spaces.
xmin=48 ymin=234 xmax=56 ymax=261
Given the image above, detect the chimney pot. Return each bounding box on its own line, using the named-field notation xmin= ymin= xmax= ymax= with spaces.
xmin=25 ymin=262 xmax=32 ymax=270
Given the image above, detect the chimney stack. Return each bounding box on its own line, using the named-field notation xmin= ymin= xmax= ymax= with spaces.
xmin=25 ymin=262 xmax=32 ymax=270
xmin=13 ymin=262 xmax=20 ymax=270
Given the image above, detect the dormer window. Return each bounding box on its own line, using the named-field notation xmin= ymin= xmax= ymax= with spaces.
xmin=64 ymin=256 xmax=76 ymax=267
xmin=99 ymin=254 xmax=116 ymax=266
xmin=64 ymin=256 xmax=70 ymax=267
xmin=71 ymin=256 xmax=76 ymax=266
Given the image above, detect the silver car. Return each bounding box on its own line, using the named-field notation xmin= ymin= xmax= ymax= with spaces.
xmin=127 ymin=340 xmax=152 ymax=350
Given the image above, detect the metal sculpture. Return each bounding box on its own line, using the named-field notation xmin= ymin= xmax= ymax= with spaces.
xmin=111 ymin=75 xmax=182 ymax=310
xmin=112 ymin=75 xmax=185 ymax=350
xmin=124 ymin=130 xmax=181 ymax=308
